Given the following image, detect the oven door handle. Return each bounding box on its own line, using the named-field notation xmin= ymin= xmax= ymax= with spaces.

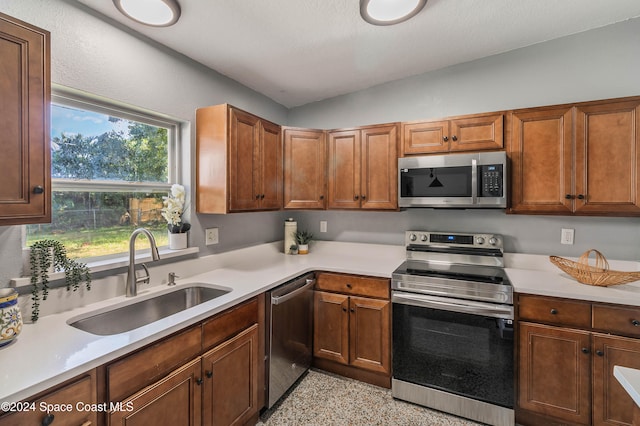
xmin=392 ymin=292 xmax=513 ymax=319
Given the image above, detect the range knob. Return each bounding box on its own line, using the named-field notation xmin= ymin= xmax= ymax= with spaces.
xmin=488 ymin=237 xmax=498 ymax=246
xmin=409 ymin=233 xmax=417 ymax=242
xmin=420 ymin=234 xmax=428 ymax=242
xmin=475 ymin=237 xmax=485 ymax=245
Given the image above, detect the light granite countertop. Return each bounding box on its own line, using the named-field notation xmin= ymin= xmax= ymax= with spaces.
xmin=2 ymin=241 xmax=640 ymax=404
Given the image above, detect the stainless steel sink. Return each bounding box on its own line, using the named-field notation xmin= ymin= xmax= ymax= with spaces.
xmin=69 ymin=285 xmax=231 ymax=335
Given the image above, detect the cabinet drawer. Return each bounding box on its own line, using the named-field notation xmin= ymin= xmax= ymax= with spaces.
xmin=518 ymin=294 xmax=591 ymax=328
xmin=593 ymin=304 xmax=640 ymax=338
xmin=0 ymin=370 xmax=97 ymax=426
xmin=202 ymin=297 xmax=259 ymax=350
xmin=107 ymin=326 xmax=202 ymax=402
xmin=316 ymin=272 xmax=389 ymax=299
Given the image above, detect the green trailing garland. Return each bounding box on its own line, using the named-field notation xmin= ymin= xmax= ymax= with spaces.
xmin=29 ymin=240 xmax=91 ymax=322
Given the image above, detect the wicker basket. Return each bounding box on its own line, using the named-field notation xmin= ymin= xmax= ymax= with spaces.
xmin=549 ymin=249 xmax=640 ymax=287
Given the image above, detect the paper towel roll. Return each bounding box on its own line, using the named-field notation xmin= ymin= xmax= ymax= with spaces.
xmin=284 ymin=218 xmax=297 ymax=254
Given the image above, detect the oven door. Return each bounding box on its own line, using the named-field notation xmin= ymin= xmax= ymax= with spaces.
xmin=392 ymin=291 xmax=514 ymax=409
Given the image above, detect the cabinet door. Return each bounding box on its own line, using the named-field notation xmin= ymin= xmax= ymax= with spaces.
xmin=449 ymin=113 xmax=504 ymax=152
xmin=0 ymin=370 xmax=96 ymax=426
xmin=283 ymin=128 xmax=326 ymax=209
xmin=518 ymin=322 xmax=591 ymax=425
xmin=575 ymin=100 xmax=640 ymax=215
xmin=228 ymin=108 xmax=260 ymax=212
xmin=401 ymin=120 xmax=449 ymax=155
xmin=109 ymin=358 xmax=202 ymax=426
xmin=508 ymin=108 xmax=573 ymax=214
xmin=202 ymin=324 xmax=259 ymax=426
xmin=0 ymin=13 xmax=50 ymax=225
xmin=328 ymin=130 xmax=361 ymax=209
xmin=313 ymin=291 xmax=349 ymax=365
xmin=360 ymin=125 xmax=398 ymax=210
xmin=349 ymin=296 xmax=390 ymax=374
xmin=259 ymin=120 xmax=282 ymax=210
xmin=592 ymin=334 xmax=640 ymax=426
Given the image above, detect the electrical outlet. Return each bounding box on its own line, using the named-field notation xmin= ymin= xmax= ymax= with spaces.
xmin=320 ymin=221 xmax=327 ymax=233
xmin=205 ymin=227 xmax=219 ymax=245
xmin=561 ymin=228 xmax=574 ymax=245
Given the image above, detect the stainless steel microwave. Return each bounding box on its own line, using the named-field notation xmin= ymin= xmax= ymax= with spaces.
xmin=398 ymin=151 xmax=507 ymax=208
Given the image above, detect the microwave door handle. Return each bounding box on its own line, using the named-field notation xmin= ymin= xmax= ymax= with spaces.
xmin=471 ymin=158 xmax=478 ymax=203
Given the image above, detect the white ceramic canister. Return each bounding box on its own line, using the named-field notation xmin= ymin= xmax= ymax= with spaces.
xmin=0 ymin=288 xmax=22 ymax=348
xmin=284 ymin=218 xmax=297 ymax=254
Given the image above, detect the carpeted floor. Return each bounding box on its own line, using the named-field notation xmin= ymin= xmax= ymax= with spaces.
xmin=258 ymin=370 xmax=483 ymax=426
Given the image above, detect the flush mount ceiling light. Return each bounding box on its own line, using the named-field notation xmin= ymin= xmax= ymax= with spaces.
xmin=113 ymin=0 xmax=181 ymax=27
xmin=360 ymin=0 xmax=427 ymax=26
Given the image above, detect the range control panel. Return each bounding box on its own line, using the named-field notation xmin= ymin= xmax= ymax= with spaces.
xmin=405 ymin=230 xmax=503 ymax=249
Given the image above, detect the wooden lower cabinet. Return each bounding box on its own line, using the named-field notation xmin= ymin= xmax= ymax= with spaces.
xmin=516 ymin=294 xmax=640 ymax=426
xmin=202 ymin=325 xmax=259 ymax=426
xmin=0 ymin=370 xmax=97 ymax=426
xmin=518 ymin=322 xmax=591 ymax=425
xmin=109 ymin=359 xmax=202 ymax=426
xmin=100 ymin=295 xmax=261 ymax=426
xmin=313 ymin=272 xmax=391 ymax=387
xmin=592 ymin=334 xmax=640 ymax=425
xmin=109 ymin=324 xmax=260 ymax=426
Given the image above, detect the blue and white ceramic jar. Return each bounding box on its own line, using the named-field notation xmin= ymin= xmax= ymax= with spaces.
xmin=0 ymin=288 xmax=22 ymax=348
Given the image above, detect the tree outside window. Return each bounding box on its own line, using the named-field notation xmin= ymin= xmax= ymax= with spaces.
xmin=26 ymin=97 xmax=179 ymax=260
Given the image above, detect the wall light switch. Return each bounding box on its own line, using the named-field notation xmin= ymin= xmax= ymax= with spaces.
xmin=561 ymin=228 xmax=574 ymax=245
xmin=320 ymin=221 xmax=327 ymax=233
xmin=205 ymin=227 xmax=219 ymax=245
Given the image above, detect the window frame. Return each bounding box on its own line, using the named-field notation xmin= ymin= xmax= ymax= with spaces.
xmin=51 ymin=87 xmax=181 ymax=191
xmin=23 ymin=85 xmax=185 ymax=263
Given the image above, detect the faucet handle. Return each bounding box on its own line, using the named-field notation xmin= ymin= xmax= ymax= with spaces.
xmin=135 ymin=263 xmax=152 ymax=285
xmin=168 ymin=272 xmax=179 ymax=286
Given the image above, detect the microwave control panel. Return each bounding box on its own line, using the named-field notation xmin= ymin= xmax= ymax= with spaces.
xmin=479 ymin=164 xmax=504 ymax=197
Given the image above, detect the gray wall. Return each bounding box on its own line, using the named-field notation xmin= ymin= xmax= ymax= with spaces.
xmin=288 ymin=17 xmax=640 ymax=261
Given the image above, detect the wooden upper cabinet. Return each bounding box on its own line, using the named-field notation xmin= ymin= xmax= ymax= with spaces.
xmin=574 ymin=100 xmax=640 ymax=215
xmin=402 ymin=112 xmax=503 ymax=156
xmin=0 ymin=13 xmax=50 ymax=225
xmin=283 ymin=127 xmax=326 ymax=209
xmin=328 ymin=130 xmax=361 ymax=209
xmin=509 ymin=98 xmax=640 ymax=216
xmin=196 ymin=104 xmax=282 ymax=213
xmin=327 ymin=124 xmax=398 ymax=210
xmin=509 ymin=107 xmax=573 ymax=214
xmin=402 ymin=120 xmax=448 ymax=154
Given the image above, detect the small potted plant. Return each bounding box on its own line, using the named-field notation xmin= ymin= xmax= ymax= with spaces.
xmin=29 ymin=239 xmax=91 ymax=322
xmin=161 ymin=184 xmax=191 ymax=249
xmin=294 ymin=230 xmax=313 ymax=255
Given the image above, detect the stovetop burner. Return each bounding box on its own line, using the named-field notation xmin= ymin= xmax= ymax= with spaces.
xmin=392 ymin=231 xmax=513 ymax=305
xmin=398 ymin=260 xmax=510 ymax=285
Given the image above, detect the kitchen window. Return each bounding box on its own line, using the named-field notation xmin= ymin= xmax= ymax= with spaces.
xmin=25 ymin=89 xmax=181 ymax=260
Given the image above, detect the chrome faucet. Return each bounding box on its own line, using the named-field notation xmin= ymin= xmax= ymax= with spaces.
xmin=126 ymin=228 xmax=161 ymax=297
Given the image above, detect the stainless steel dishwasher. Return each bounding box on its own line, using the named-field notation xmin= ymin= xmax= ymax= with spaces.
xmin=265 ymin=272 xmax=315 ymax=408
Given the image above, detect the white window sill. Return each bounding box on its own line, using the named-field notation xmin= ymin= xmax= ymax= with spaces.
xmin=10 ymin=246 xmax=199 ymax=289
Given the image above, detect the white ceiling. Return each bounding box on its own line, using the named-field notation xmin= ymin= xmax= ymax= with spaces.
xmin=75 ymin=0 xmax=640 ymax=108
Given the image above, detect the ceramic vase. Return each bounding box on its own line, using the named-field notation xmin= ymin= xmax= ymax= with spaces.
xmin=298 ymin=244 xmax=309 ymax=255
xmin=0 ymin=288 xmax=22 ymax=348
xmin=168 ymin=232 xmax=188 ymax=250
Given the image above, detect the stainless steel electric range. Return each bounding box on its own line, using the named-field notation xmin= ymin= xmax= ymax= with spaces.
xmin=391 ymin=230 xmax=514 ymax=426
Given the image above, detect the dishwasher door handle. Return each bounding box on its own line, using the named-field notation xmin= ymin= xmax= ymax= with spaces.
xmin=271 ymin=278 xmax=316 ymax=305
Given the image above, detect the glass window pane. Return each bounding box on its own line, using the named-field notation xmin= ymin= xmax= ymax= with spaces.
xmin=26 ymin=191 xmax=169 ymax=259
xmin=51 ymin=104 xmax=169 ymax=183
